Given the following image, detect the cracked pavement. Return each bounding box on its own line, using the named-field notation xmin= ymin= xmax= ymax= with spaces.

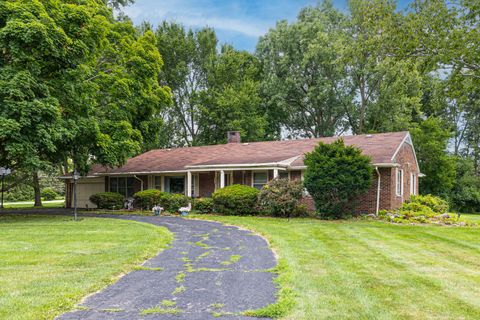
xmin=58 ymin=216 xmax=277 ymax=320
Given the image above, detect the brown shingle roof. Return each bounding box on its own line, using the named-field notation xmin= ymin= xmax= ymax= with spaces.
xmin=88 ymin=131 xmax=409 ymax=175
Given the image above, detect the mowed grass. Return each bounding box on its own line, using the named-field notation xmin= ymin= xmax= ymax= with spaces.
xmin=0 ymin=215 xmax=172 ymax=319
xmin=461 ymin=213 xmax=480 ymax=223
xmin=3 ymin=200 xmax=65 ymax=209
xmin=191 ymin=215 xmax=480 ymax=319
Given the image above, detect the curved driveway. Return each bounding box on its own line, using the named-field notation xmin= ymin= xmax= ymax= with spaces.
xmin=59 ymin=216 xmax=277 ymax=320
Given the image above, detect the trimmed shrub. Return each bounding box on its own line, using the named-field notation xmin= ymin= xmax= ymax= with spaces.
xmin=406 ymin=194 xmax=449 ymax=214
xmin=89 ymin=192 xmax=124 ymax=209
xmin=193 ymin=197 xmax=214 ymax=213
xmin=41 ymin=187 xmax=58 ymax=201
xmin=133 ymin=189 xmax=163 ymax=210
xmin=304 ymin=139 xmax=373 ymax=219
xmin=163 ymin=193 xmax=190 ymax=212
xmin=257 ymin=179 xmax=303 ymax=217
xmin=212 ymin=184 xmax=259 ymax=215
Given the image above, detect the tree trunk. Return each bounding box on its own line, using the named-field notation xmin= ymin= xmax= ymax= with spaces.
xmin=33 ymin=171 xmax=42 ymax=207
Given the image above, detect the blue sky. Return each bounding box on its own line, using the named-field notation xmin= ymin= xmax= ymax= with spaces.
xmin=124 ymin=0 xmax=412 ymax=52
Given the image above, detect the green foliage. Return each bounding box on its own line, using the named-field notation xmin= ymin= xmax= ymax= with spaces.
xmin=155 ymin=22 xmax=265 ymax=146
xmin=162 ymin=193 xmax=189 ymax=212
xmin=257 ymin=179 xmax=304 ymax=217
xmin=192 ymin=198 xmax=214 ymax=214
xmin=133 ymin=189 xmax=163 ymax=210
xmin=212 ymin=184 xmax=259 ymax=216
xmin=304 ymin=139 xmax=373 ymax=218
xmin=410 ymin=117 xmax=456 ymax=197
xmin=41 ymin=188 xmax=58 ymax=201
xmin=89 ymin=192 xmax=124 ymax=209
xmin=406 ymin=194 xmax=449 ymax=214
xmin=3 ymin=185 xmax=34 ymax=202
xmin=451 ymin=157 xmax=480 ymax=213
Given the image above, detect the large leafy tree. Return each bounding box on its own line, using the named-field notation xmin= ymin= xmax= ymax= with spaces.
xmin=0 ymin=0 xmax=170 ymax=205
xmin=156 ymin=23 xmax=265 ymax=146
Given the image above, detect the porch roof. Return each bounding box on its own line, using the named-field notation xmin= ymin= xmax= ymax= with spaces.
xmin=79 ymin=131 xmax=410 ymax=176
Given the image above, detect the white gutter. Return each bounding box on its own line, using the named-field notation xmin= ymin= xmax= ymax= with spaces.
xmin=375 ymin=166 xmax=381 ymax=214
xmin=185 ymin=162 xmax=289 ymax=169
xmin=289 ymin=162 xmax=400 ymax=170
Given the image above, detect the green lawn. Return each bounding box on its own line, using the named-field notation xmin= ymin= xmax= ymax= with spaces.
xmin=461 ymin=213 xmax=480 ymax=223
xmin=191 ymin=215 xmax=480 ymax=320
xmin=3 ymin=199 xmax=65 ymax=209
xmin=0 ymin=215 xmax=172 ymax=320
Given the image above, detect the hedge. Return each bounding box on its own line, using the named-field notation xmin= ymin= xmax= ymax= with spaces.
xmin=89 ymin=192 xmax=124 ymax=209
xmin=212 ymin=184 xmax=259 ymax=215
xmin=193 ymin=197 xmax=214 ymax=213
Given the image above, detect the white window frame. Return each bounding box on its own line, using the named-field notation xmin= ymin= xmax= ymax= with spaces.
xmin=191 ymin=173 xmax=199 ymax=197
xmin=252 ymin=170 xmax=269 ymax=189
xmin=396 ymin=168 xmax=403 ymax=196
xmin=154 ymin=176 xmax=162 ymax=190
xmin=109 ymin=176 xmax=134 ymax=198
xmin=410 ymin=173 xmax=416 ymax=195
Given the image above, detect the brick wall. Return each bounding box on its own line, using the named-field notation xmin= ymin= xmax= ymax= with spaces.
xmin=199 ymin=172 xmax=215 ymax=197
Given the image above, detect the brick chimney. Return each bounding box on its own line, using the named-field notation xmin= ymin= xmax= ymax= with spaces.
xmin=227 ymin=131 xmax=241 ymax=143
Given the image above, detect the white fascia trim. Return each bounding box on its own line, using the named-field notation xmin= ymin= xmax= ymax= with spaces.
xmin=185 ymin=162 xmax=289 ymax=169
xmin=289 ymin=162 xmax=400 ymax=170
xmin=58 ymin=175 xmax=98 ymax=180
xmin=391 ymin=132 xmax=421 ymax=173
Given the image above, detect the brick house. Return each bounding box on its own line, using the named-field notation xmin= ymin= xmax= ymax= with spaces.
xmin=63 ymin=131 xmax=421 ymax=213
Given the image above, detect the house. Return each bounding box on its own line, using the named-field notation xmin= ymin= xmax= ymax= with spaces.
xmin=63 ymin=131 xmax=421 ymax=213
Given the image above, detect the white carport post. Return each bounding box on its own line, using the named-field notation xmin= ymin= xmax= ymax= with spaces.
xmin=187 ymin=171 xmax=192 ymax=197
xmin=273 ymin=168 xmax=279 ymax=179
xmin=220 ymin=170 xmax=225 ymax=188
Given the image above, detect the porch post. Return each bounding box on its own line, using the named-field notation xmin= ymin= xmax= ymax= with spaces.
xmin=220 ymin=170 xmax=225 ymax=188
xmin=273 ymin=169 xmax=279 ymax=179
xmin=187 ymin=171 xmax=192 ymax=197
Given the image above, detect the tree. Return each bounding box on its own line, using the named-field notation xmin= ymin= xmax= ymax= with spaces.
xmin=256 ymin=2 xmax=349 ymax=138
xmin=410 ymin=117 xmax=456 ymax=197
xmin=156 ymin=23 xmax=266 ymax=146
xmin=303 ymin=139 xmax=373 ymax=218
xmin=197 ymin=45 xmax=266 ymax=144
xmin=0 ymin=0 xmax=171 ymax=204
xmin=450 ymin=157 xmax=480 ymax=213
xmin=156 ymin=22 xmax=217 ymax=146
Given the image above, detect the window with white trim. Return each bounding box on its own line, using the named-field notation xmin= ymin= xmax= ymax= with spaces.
xmin=252 ymin=171 xmax=268 ymax=189
xmin=396 ymin=169 xmax=403 ymax=196
xmin=109 ymin=177 xmax=134 ymax=198
xmin=410 ymin=173 xmax=416 ymax=195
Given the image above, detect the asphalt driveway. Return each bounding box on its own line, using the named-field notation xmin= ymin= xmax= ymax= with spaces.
xmin=58 ymin=215 xmax=277 ymax=319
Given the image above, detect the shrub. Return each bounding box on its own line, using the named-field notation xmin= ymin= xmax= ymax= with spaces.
xmin=41 ymin=187 xmax=58 ymax=201
xmin=193 ymin=198 xmax=214 ymax=213
xmin=257 ymin=179 xmax=303 ymax=217
xmin=212 ymin=184 xmax=259 ymax=215
xmin=303 ymin=139 xmax=373 ymax=219
xmin=407 ymin=194 xmax=449 ymax=214
xmin=89 ymin=192 xmax=124 ymax=209
xmin=133 ymin=189 xmax=163 ymax=210
xmin=163 ymin=193 xmax=190 ymax=212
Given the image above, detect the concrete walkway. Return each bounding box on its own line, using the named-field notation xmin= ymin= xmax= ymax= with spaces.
xmin=44 ymin=214 xmax=278 ymax=319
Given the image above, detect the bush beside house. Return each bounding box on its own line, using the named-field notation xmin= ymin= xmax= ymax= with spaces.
xmin=89 ymin=192 xmax=124 ymax=209
xmin=303 ymin=139 xmax=373 ymax=219
xmin=133 ymin=189 xmax=163 ymax=210
xmin=212 ymin=184 xmax=259 ymax=215
xmin=257 ymin=179 xmax=304 ymax=218
xmin=193 ymin=198 xmax=214 ymax=213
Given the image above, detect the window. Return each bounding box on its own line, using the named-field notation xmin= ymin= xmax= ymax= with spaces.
xmin=253 ymin=171 xmax=268 ymax=189
xmin=190 ymin=174 xmax=197 ymax=197
xmin=109 ymin=177 xmax=134 ymax=198
xmin=164 ymin=176 xmax=185 ymax=194
xmin=396 ymin=169 xmax=403 ymax=196
xmin=410 ymin=173 xmax=416 ymax=195
xmin=154 ymin=176 xmax=162 ymax=190
xmin=279 ymin=171 xmax=289 ymax=180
